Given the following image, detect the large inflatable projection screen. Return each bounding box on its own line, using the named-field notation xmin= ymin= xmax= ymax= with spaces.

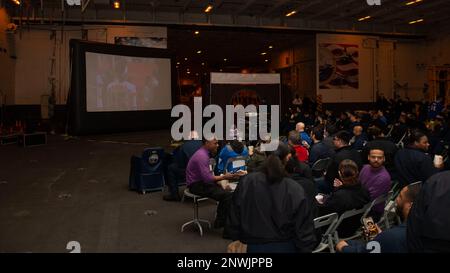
xmin=85 ymin=52 xmax=172 ymax=112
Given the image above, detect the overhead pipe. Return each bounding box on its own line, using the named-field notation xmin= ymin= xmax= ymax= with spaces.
xmin=81 ymin=0 xmax=91 ymax=13
xmin=123 ymin=0 xmax=126 ymax=23
xmin=61 ymin=0 xmax=64 ymax=43
xmin=9 ymin=14 xmax=427 ymax=39
xmin=40 ymin=0 xmax=44 ymax=24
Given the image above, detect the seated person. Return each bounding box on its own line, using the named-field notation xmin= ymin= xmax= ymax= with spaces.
xmin=395 ymin=130 xmax=443 ymax=187
xmin=336 ymin=183 xmax=421 ymax=253
xmin=163 ymin=132 xmax=202 ymax=201
xmin=285 ymin=155 xmax=317 ymax=216
xmin=227 ymin=143 xmax=316 ymax=253
xmin=246 ymin=136 xmax=271 ymax=173
xmin=359 ymin=148 xmax=391 ymax=219
xmin=217 ymin=139 xmax=249 ymax=174
xmin=288 ymin=130 xmax=309 ymax=163
xmin=287 ymin=146 xmax=313 ymax=180
xmin=186 ymin=137 xmax=243 ymax=231
xmin=408 ymin=171 xmax=450 ymax=252
xmin=296 ymin=122 xmax=312 ymax=146
xmin=309 ymin=127 xmax=335 ymax=166
xmin=321 ymin=130 xmax=363 ymax=194
xmin=350 ymin=125 xmax=368 ymax=151
xmin=361 ymin=126 xmax=398 ymax=179
xmin=317 ymin=159 xmax=370 ymax=238
xmin=246 ymin=145 xmax=267 ymax=173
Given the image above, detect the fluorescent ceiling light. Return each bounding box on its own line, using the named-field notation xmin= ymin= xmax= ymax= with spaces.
xmin=204 ymin=5 xmax=213 ymax=13
xmin=405 ymin=0 xmax=423 ymax=6
xmin=409 ymin=18 xmax=424 ymax=24
xmin=358 ymin=16 xmax=371 ymax=22
xmin=286 ymin=10 xmax=297 ymax=17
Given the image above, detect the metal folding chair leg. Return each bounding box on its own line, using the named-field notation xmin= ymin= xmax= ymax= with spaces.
xmin=312 ymin=243 xmax=329 ymax=253
xmin=327 ymin=234 xmax=336 ymax=253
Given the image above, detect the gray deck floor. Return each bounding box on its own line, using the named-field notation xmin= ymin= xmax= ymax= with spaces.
xmin=0 ymin=131 xmax=229 ymax=253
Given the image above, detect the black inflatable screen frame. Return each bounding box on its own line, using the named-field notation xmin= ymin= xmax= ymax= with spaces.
xmin=68 ymin=39 xmax=176 ymax=135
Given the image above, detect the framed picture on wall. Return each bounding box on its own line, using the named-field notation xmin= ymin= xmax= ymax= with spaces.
xmin=318 ymin=43 xmax=359 ymax=90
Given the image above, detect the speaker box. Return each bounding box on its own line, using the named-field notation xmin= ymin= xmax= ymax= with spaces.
xmin=18 ymin=132 xmax=47 ymax=147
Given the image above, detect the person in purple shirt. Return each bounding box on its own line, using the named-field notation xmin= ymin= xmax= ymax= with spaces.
xmin=186 ymin=137 xmax=242 ymax=230
xmin=359 ymin=148 xmax=391 ymax=219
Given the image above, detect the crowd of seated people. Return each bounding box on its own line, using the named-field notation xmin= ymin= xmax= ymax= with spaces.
xmin=163 ymin=95 xmax=450 ymax=253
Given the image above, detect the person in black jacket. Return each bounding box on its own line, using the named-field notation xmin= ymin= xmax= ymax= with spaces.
xmin=391 ymin=112 xmax=409 ymax=144
xmin=227 ymin=143 xmax=316 ymax=253
xmin=320 ymin=130 xmax=363 ymax=194
xmin=407 ymin=171 xmax=450 ymax=252
xmin=336 ymin=112 xmax=351 ymax=132
xmin=285 ymin=156 xmax=317 ymax=212
xmin=163 ymin=136 xmax=202 ymax=201
xmin=287 ymin=145 xmax=313 ymax=180
xmin=318 ymin=159 xmax=370 ymax=238
xmin=394 ymin=130 xmax=443 ymax=187
xmin=309 ymin=127 xmax=335 ymax=166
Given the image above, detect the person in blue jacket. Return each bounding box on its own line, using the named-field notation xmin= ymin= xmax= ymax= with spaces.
xmin=217 ymin=139 xmax=249 ymax=174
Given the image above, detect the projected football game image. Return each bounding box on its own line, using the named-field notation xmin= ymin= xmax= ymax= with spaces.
xmin=85 ymin=52 xmax=172 ymax=112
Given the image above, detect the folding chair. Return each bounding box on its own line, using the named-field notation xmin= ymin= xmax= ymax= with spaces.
xmin=311 ymin=157 xmax=332 ymax=179
xmin=313 ymin=213 xmax=339 ymax=253
xmin=390 ymin=180 xmax=401 ymax=199
xmin=361 ymin=192 xmax=391 ymax=227
xmin=332 ymin=204 xmax=371 ymax=243
xmin=385 ymin=124 xmax=394 ymax=138
xmin=376 ymin=181 xmax=401 ymax=229
xmin=379 ymin=198 xmax=400 ymax=230
xmin=443 ymin=143 xmax=449 ymax=163
xmin=396 ymin=132 xmax=408 ymax=149
xmin=279 ymin=136 xmax=288 ymax=144
xmin=381 ymin=181 xmax=422 ymax=229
